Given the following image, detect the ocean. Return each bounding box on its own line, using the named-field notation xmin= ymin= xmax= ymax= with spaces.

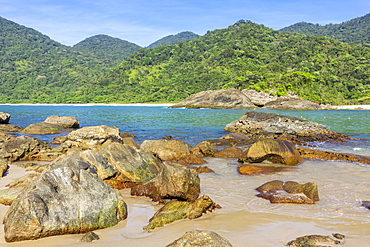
xmin=0 ymin=105 xmax=369 ymax=246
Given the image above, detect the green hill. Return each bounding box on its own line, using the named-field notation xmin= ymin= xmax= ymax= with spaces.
xmin=280 ymin=13 xmax=370 ymax=44
xmin=95 ymin=20 xmax=370 ymax=104
xmin=146 ymin=31 xmax=200 ymax=49
xmin=0 ymin=17 xmax=113 ymax=103
xmin=72 ymin=34 xmax=142 ymax=64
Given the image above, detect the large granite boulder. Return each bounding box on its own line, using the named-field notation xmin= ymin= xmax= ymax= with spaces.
xmin=140 ymin=139 xmax=190 ymax=161
xmin=22 ymin=122 xmax=70 ymax=135
xmin=224 ymin=111 xmax=349 ymax=143
xmin=0 ymin=135 xmax=53 ymax=161
xmin=167 ymin=230 xmax=233 ymax=247
xmin=3 ymin=155 xmax=127 ymax=242
xmin=44 ymin=115 xmax=80 ymax=128
xmin=0 ymin=187 xmax=25 ymax=206
xmin=239 ymin=139 xmax=303 ymax=166
xmin=242 ymin=89 xmax=278 ymax=107
xmin=131 ymin=162 xmax=200 ymax=202
xmin=263 ymin=98 xmax=322 ymax=110
xmin=170 ymin=89 xmax=257 ymax=109
xmin=100 ymin=142 xmax=161 ymax=183
xmin=144 ymin=195 xmax=220 ymax=231
xmin=0 ymin=112 xmax=10 ymax=124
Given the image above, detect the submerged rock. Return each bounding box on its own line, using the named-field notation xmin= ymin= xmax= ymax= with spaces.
xmin=44 ymin=115 xmax=80 ymax=128
xmin=286 ymin=233 xmax=345 ymax=246
xmin=144 ymin=195 xmax=220 ymax=231
xmin=167 ymin=230 xmax=233 ymax=247
xmin=224 ymin=111 xmax=349 ymax=144
xmin=170 ymin=89 xmax=257 ymax=109
xmin=3 ymin=155 xmax=127 ymax=242
xmin=0 ymin=124 xmax=24 ymax=133
xmin=131 ymin=162 xmax=200 ymax=202
xmin=297 ymin=147 xmax=370 ymax=164
xmin=238 ymin=164 xmax=295 ymax=175
xmin=239 ymin=139 xmax=303 ymax=166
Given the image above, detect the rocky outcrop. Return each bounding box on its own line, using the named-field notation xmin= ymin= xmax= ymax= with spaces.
xmin=239 ymin=139 xmax=303 ymax=166
xmin=3 ymin=155 xmax=127 ymax=242
xmin=140 ymin=139 xmax=190 ymax=161
xmin=167 ymin=230 xmax=233 ymax=247
xmin=297 ymin=147 xmax=370 ymax=164
xmin=170 ymin=89 xmax=257 ymax=109
xmin=22 ymin=122 xmax=70 ymax=135
xmin=0 ymin=124 xmax=23 ymax=133
xmin=44 ymin=115 xmax=80 ymax=128
xmin=287 ymin=233 xmax=345 ymax=247
xmin=143 ymin=195 xmax=220 ymax=231
xmin=0 ymin=135 xmax=53 ymax=161
xmin=0 ymin=112 xmax=10 ymax=124
xmin=225 ymin=111 xmax=349 ymax=144
xmin=263 ymin=97 xmax=322 ymax=110
xmin=242 ymin=89 xmax=278 ymax=106
xmin=256 ymin=180 xmax=319 ymax=204
xmin=131 ymin=162 xmax=200 ymax=202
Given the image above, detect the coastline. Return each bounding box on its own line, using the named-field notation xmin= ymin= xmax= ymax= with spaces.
xmin=329 ymin=105 xmax=370 ymax=110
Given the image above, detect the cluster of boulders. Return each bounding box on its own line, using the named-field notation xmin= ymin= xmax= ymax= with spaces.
xmin=1 ymin=109 xmax=366 ymax=246
xmin=170 ymin=89 xmax=325 ymax=110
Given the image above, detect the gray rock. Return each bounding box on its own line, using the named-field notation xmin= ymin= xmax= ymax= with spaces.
xmin=242 ymin=89 xmax=278 ymax=106
xmin=80 ymin=231 xmax=100 ymax=242
xmin=22 ymin=122 xmax=70 ymax=135
xmin=0 ymin=112 xmax=10 ymax=124
xmin=167 ymin=230 xmax=233 ymax=247
xmin=0 ymin=187 xmax=25 ymax=206
xmin=170 ymin=89 xmax=257 ymax=109
xmin=0 ymin=124 xmax=23 ymax=133
xmin=263 ymin=98 xmax=322 ymax=110
xmin=44 ymin=115 xmax=80 ymax=128
xmin=78 ymin=150 xmax=118 ymax=180
xmin=3 ymin=155 xmax=127 ymax=242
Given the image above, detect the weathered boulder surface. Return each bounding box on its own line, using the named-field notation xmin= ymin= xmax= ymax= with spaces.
xmin=297 ymin=147 xmax=370 ymax=164
xmin=0 ymin=124 xmax=23 ymax=133
xmin=242 ymin=89 xmax=278 ymax=107
xmin=263 ymin=98 xmax=322 ymax=110
xmin=140 ymin=139 xmax=190 ymax=161
xmin=287 ymin=233 xmax=345 ymax=247
xmin=0 ymin=135 xmax=52 ymax=161
xmin=80 ymin=231 xmax=100 ymax=242
xmin=213 ymin=146 xmax=244 ymax=159
xmin=0 ymin=112 xmax=10 ymax=124
xmin=3 ymin=155 xmax=127 ymax=242
xmin=100 ymin=142 xmax=161 ymax=183
xmin=238 ymin=164 xmax=295 ymax=176
xmin=0 ymin=157 xmax=9 ymax=177
xmin=239 ymin=139 xmax=303 ymax=166
xmin=44 ymin=115 xmax=80 ymax=128
xmin=22 ymin=122 xmax=70 ymax=135
xmin=0 ymin=187 xmax=25 ymax=206
xmin=170 ymin=89 xmax=257 ymax=109
xmin=144 ymin=195 xmax=220 ymax=231
xmin=190 ymin=141 xmax=216 ymax=157
xmin=6 ymin=173 xmax=39 ymax=188
xmin=167 ymin=230 xmax=233 ymax=247
xmin=256 ymin=180 xmax=319 ymax=204
xmin=131 ymin=162 xmax=200 ymax=202
xmin=225 ymin=111 xmax=349 ymax=143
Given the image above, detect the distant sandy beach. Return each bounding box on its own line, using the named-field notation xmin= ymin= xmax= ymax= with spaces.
xmin=329 ymin=105 xmax=370 ymax=110
xmin=0 ymin=103 xmax=176 ymax=107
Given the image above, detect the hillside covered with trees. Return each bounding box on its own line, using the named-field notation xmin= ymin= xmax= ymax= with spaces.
xmin=146 ymin=31 xmax=200 ymax=49
xmin=95 ymin=20 xmax=370 ymax=104
xmin=280 ymin=13 xmax=370 ymax=44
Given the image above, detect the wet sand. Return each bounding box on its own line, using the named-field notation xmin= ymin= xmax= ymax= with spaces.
xmin=0 ymin=157 xmax=369 ymax=247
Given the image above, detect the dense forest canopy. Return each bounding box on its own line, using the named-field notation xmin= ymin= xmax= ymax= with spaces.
xmin=280 ymin=13 xmax=370 ymax=44
xmin=146 ymin=31 xmax=200 ymax=49
xmin=95 ymin=20 xmax=370 ymax=104
xmin=1 ymin=16 xmax=370 ymax=104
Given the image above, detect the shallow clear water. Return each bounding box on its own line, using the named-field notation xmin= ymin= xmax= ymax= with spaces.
xmin=0 ymin=105 xmax=369 ymax=246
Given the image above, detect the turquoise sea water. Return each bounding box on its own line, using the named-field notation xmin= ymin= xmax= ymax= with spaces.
xmin=0 ymin=104 xmax=369 ymax=155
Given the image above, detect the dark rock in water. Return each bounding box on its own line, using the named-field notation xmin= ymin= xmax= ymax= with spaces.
xmin=256 ymin=180 xmax=319 ymax=204
xmin=225 ymin=111 xmax=349 ymax=144
xmin=0 ymin=112 xmax=11 ymax=124
xmin=286 ymin=233 xmax=345 ymax=246
xmin=263 ymin=97 xmax=322 ymax=110
xmin=22 ymin=122 xmax=70 ymax=135
xmin=166 ymin=230 xmax=233 ymax=247
xmin=238 ymin=164 xmax=294 ymax=175
xmin=212 ymin=146 xmax=244 ymax=159
xmin=297 ymin=147 xmax=370 ymax=164
xmin=362 ymin=201 xmax=370 ymax=210
xmin=80 ymin=231 xmax=100 ymax=242
xmin=239 ymin=139 xmax=303 ymax=166
xmin=3 ymin=155 xmax=127 ymax=242
xmin=0 ymin=136 xmax=52 ymax=161
xmin=131 ymin=162 xmax=200 ymax=202
xmin=0 ymin=124 xmax=24 ymax=133
xmin=44 ymin=115 xmax=80 ymax=128
xmin=170 ymin=89 xmax=257 ymax=109
xmin=140 ymin=139 xmax=190 ymax=161
xmin=143 ymin=195 xmax=220 ymax=231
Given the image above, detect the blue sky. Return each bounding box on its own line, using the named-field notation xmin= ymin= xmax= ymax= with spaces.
xmin=0 ymin=0 xmax=369 ymax=47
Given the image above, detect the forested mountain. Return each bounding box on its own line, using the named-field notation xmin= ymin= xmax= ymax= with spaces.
xmin=280 ymin=13 xmax=370 ymax=44
xmin=146 ymin=31 xmax=200 ymax=49
xmin=72 ymin=35 xmax=142 ymax=64
xmin=0 ymin=17 xmax=113 ymax=103
xmin=95 ymin=20 xmax=370 ymax=104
